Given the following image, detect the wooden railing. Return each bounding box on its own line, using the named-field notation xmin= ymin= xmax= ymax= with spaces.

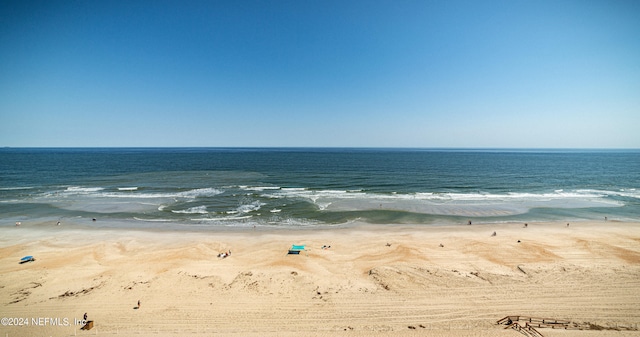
xmin=497 ymin=315 xmax=638 ymax=337
xmin=497 ymin=319 xmax=544 ymax=337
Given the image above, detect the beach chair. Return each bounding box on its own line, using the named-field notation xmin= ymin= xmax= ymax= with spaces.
xmin=20 ymin=256 xmax=35 ymax=264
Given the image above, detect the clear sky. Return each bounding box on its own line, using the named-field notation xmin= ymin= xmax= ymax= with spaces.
xmin=1 ymin=0 xmax=639 ymax=148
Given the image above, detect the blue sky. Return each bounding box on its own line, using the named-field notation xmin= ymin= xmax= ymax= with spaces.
xmin=1 ymin=0 xmax=639 ymax=148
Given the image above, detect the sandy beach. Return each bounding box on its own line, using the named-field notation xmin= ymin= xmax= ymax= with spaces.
xmin=1 ymin=220 xmax=639 ymax=337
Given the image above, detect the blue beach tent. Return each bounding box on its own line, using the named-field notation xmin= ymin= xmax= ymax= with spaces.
xmin=288 ymin=244 xmax=306 ymax=255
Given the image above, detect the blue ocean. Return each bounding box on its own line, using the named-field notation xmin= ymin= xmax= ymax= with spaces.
xmin=1 ymin=148 xmax=638 ymax=229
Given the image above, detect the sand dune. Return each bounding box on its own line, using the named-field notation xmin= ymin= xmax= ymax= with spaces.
xmin=1 ymin=221 xmax=639 ymax=336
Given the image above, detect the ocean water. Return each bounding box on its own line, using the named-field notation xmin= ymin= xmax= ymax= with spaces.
xmin=1 ymin=148 xmax=638 ymax=230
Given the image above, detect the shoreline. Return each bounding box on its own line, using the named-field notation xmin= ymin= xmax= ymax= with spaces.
xmin=1 ymin=220 xmax=639 ymax=336
xmin=0 ymin=214 xmax=629 ymax=233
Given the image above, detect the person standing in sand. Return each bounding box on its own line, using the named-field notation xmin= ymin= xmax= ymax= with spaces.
xmin=138 ymin=300 xmax=141 ymax=308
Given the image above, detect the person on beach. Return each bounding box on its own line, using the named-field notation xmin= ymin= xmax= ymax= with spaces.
xmin=524 ymin=223 xmax=528 ymax=228
xmin=138 ymin=300 xmax=141 ymax=308
xmin=468 ymin=220 xmax=472 ymax=225
xmin=491 ymin=231 xmax=497 ymax=236
xmin=218 ymin=250 xmax=231 ymax=258
xmin=83 ymin=313 xmax=88 ymax=321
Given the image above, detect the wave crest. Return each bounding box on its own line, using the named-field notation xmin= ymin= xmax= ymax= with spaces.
xmin=172 ymin=206 xmax=208 ymax=214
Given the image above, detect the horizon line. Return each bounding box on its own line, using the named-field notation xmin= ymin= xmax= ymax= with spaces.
xmin=2 ymin=146 xmax=639 ymax=151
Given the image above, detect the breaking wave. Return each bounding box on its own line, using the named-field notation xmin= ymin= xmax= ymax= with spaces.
xmin=172 ymin=206 xmax=208 ymax=214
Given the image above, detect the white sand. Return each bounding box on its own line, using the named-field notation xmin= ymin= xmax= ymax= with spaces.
xmin=1 ymin=220 xmax=639 ymax=336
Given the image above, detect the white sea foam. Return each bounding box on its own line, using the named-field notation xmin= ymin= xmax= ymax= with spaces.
xmin=268 ymin=188 xmax=309 ymax=200
xmin=616 ymin=190 xmax=640 ymax=198
xmin=277 ymin=188 xmax=625 ymax=203
xmin=0 ymin=186 xmax=34 ymax=191
xmin=64 ymin=186 xmax=105 ymax=193
xmin=192 ymin=215 xmax=253 ymax=221
xmin=317 ymin=202 xmax=332 ymax=210
xmin=105 ymin=192 xmax=172 ymax=199
xmin=55 ymin=186 xmax=224 ymax=200
xmin=235 ymin=201 xmax=265 ymax=214
xmin=577 ymin=189 xmax=640 ymax=199
xmin=268 ymin=217 xmax=321 ymax=227
xmin=270 ymin=188 xmax=624 ymax=216
xmin=133 ymin=217 xmax=174 ymax=222
xmin=172 ymin=206 xmax=208 ymax=214
xmin=240 ymin=186 xmax=281 ymax=191
xmin=262 ymin=194 xmax=284 ymax=199
xmin=178 ymin=188 xmax=224 ymax=198
xmin=270 ymin=209 xmax=282 ymax=213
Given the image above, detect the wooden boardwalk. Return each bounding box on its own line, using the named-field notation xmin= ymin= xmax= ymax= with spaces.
xmin=497 ymin=317 xmax=544 ymax=337
xmin=497 ymin=315 xmax=638 ymax=337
